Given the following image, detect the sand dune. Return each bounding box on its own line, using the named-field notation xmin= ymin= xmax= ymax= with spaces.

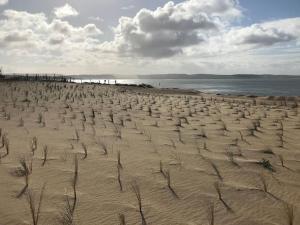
xmin=0 ymin=81 xmax=299 ymax=225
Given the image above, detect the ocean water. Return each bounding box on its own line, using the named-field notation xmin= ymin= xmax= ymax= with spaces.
xmin=72 ymin=77 xmax=300 ymax=96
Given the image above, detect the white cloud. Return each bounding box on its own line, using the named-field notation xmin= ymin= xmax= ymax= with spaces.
xmin=121 ymin=5 xmax=135 ymax=10
xmin=0 ymin=9 xmax=103 ymax=59
xmin=171 ymin=18 xmax=300 ymax=58
xmin=88 ymin=16 xmax=104 ymax=22
xmin=106 ymin=0 xmax=240 ymax=58
xmin=227 ymin=20 xmax=299 ymax=47
xmin=0 ymin=0 xmax=8 ymax=5
xmin=0 ymin=0 xmax=300 ymax=75
xmin=53 ymin=4 xmax=79 ymax=19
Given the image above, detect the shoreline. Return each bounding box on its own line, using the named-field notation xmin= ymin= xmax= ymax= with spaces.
xmin=2 ymin=74 xmax=300 ymax=98
xmin=1 ymin=79 xmax=300 ymax=102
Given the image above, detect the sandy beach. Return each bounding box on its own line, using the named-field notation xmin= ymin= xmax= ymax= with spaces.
xmin=0 ymin=81 xmax=299 ymax=225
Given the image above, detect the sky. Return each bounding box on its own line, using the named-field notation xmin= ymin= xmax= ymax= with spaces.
xmin=0 ymin=0 xmax=299 ymax=75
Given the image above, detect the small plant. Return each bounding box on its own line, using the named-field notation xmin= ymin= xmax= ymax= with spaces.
xmin=178 ymin=129 xmax=184 ymax=144
xmin=214 ymin=182 xmax=231 ymax=211
xmin=26 ymin=184 xmax=46 ymax=225
xmin=109 ymin=111 xmax=114 ymax=123
xmin=41 ymin=120 xmax=46 ymax=128
xmin=200 ymin=128 xmax=207 ymax=138
xmin=17 ymin=158 xmax=30 ymax=198
xmin=117 ymin=151 xmax=123 ymax=169
xmin=278 ymin=155 xmax=285 ymax=168
xmin=60 ymin=195 xmax=74 ymax=225
xmin=41 ymin=145 xmax=48 ymax=166
xmin=31 ymin=137 xmax=38 ymax=155
xmin=261 ymin=148 xmax=274 ymax=155
xmin=71 ymin=154 xmax=78 ymax=213
xmin=4 ymin=135 xmax=9 ymax=156
xmin=165 ymin=170 xmax=178 ymax=198
xmin=74 ymin=129 xmax=79 ymax=141
xmin=117 ymin=164 xmax=123 ymax=192
xmin=119 ymin=213 xmax=126 ymax=225
xmin=81 ymin=143 xmax=87 ymax=159
xmin=257 ymin=158 xmax=275 ymax=172
xmin=131 ymin=181 xmax=147 ymax=225
xmin=226 ymin=152 xmax=239 ymax=167
xmin=278 ymin=133 xmax=284 ymax=148
xmin=120 ymin=118 xmax=125 ymax=127
xmin=91 ymin=108 xmax=95 ymax=119
xmin=37 ymin=113 xmax=43 ymax=124
xmin=144 ymin=130 xmax=152 ymax=142
xmin=81 ymin=121 xmax=85 ymax=132
xmin=260 ymin=175 xmax=268 ymax=193
xmin=210 ymin=161 xmax=222 ymax=181
xmin=159 ymin=160 xmax=166 ymax=178
xmin=221 ymin=121 xmax=228 ymax=131
xmin=148 ymin=106 xmax=152 ymax=117
xmin=169 ymin=138 xmax=176 ymax=149
xmin=214 ymin=182 xmax=222 ymax=200
xmin=115 ymin=126 xmax=122 ymax=140
xmin=6 ymin=112 xmax=10 ymax=120
xmin=0 ymin=133 xmax=5 ymax=148
xmin=207 ymin=202 xmax=214 ymax=225
xmin=99 ymin=141 xmax=108 ymax=155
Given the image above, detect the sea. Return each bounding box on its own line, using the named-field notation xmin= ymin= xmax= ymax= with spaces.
xmin=71 ymin=76 xmax=300 ymax=96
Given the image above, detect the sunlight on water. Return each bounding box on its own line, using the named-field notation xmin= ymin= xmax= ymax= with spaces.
xmin=71 ymin=78 xmax=300 ymax=96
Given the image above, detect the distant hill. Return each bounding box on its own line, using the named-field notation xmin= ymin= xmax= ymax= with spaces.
xmin=70 ymin=74 xmax=299 ymax=80
xmin=136 ymin=74 xmax=299 ymax=79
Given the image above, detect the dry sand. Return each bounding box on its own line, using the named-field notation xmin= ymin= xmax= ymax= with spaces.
xmin=0 ymin=81 xmax=299 ymax=225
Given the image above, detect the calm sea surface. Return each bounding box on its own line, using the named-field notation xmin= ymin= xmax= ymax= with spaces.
xmin=72 ymin=77 xmax=300 ymax=96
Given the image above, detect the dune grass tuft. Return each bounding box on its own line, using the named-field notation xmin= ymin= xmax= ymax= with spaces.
xmin=165 ymin=170 xmax=179 ymax=198
xmin=207 ymin=201 xmax=214 ymax=225
xmin=31 ymin=137 xmax=38 ymax=155
xmin=81 ymin=143 xmax=88 ymax=160
xmin=209 ymin=161 xmax=222 ymax=181
xmin=214 ymin=182 xmax=232 ymax=212
xmin=117 ymin=164 xmax=123 ymax=191
xmin=26 ymin=183 xmax=46 ymax=225
xmin=41 ymin=145 xmax=48 ymax=166
xmin=17 ymin=157 xmax=30 ymax=198
xmin=119 ymin=213 xmax=126 ymax=225
xmin=131 ymin=181 xmax=147 ymax=225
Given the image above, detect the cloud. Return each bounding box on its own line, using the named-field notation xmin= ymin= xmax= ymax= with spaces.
xmin=48 ymin=34 xmax=65 ymax=45
xmin=224 ymin=18 xmax=300 ymax=49
xmin=0 ymin=0 xmax=300 ymax=75
xmin=88 ymin=16 xmax=104 ymax=22
xmin=231 ymin=24 xmax=297 ymax=46
xmin=0 ymin=0 xmax=8 ymax=5
xmin=0 ymin=9 xmax=102 ymax=55
xmin=182 ymin=17 xmax=300 ymax=58
xmin=121 ymin=5 xmax=135 ymax=10
xmin=53 ymin=4 xmax=79 ymax=19
xmin=107 ymin=0 xmax=240 ymax=58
